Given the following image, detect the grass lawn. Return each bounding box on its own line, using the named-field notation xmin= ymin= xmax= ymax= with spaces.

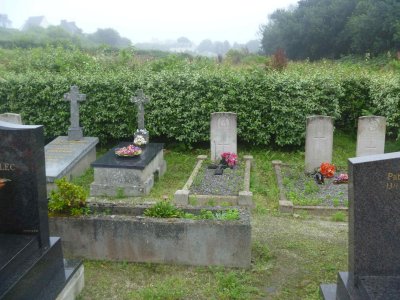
xmin=74 ymin=132 xmax=400 ymax=299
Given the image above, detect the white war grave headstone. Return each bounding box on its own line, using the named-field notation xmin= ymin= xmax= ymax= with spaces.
xmin=356 ymin=116 xmax=386 ymax=157
xmin=304 ymin=115 xmax=334 ymax=173
xmin=210 ymin=112 xmax=237 ymax=162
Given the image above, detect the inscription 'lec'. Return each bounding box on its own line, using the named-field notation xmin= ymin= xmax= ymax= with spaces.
xmin=0 ymin=162 xmax=16 ymax=171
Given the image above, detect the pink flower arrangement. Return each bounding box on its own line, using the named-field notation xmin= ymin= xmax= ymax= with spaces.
xmin=334 ymin=173 xmax=349 ymax=184
xmin=221 ymin=152 xmax=238 ymax=167
xmin=115 ymin=144 xmax=142 ymax=157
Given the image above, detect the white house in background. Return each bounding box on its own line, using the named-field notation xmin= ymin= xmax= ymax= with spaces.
xmin=60 ymin=20 xmax=82 ymax=35
xmin=22 ymin=16 xmax=48 ymax=30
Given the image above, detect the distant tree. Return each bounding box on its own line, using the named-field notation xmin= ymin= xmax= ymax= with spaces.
xmin=119 ymin=37 xmax=131 ymax=47
xmin=225 ymin=49 xmax=247 ymax=64
xmin=177 ymin=36 xmax=192 ymax=47
xmin=213 ymin=41 xmax=225 ymax=55
xmin=47 ymin=26 xmax=71 ymax=40
xmin=88 ymin=28 xmax=131 ymax=47
xmin=261 ymin=0 xmax=400 ymax=59
xmin=262 ymin=0 xmax=357 ymax=59
xmin=197 ymin=39 xmax=213 ymax=53
xmin=345 ymin=0 xmax=400 ymax=54
xmin=245 ymin=40 xmax=261 ymax=53
xmin=0 ymin=14 xmax=12 ymax=28
xmin=222 ymin=40 xmax=231 ymax=53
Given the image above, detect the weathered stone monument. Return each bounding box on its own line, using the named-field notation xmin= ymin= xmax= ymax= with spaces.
xmin=131 ymin=89 xmax=150 ymax=143
xmin=0 ymin=121 xmax=84 ymax=299
xmin=90 ymin=89 xmax=166 ymax=197
xmin=321 ymin=152 xmax=400 ymax=299
xmin=356 ymin=116 xmax=386 ymax=157
xmin=45 ymin=85 xmax=98 ymax=191
xmin=0 ymin=113 xmax=22 ymax=124
xmin=305 ymin=115 xmax=334 ymax=173
xmin=210 ymin=112 xmax=237 ymax=161
xmin=64 ymin=85 xmax=86 ymax=140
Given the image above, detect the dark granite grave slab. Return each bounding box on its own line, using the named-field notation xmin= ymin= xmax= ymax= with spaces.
xmin=322 ymin=272 xmax=400 ymax=300
xmin=321 ymin=152 xmax=400 ymax=299
xmin=0 ymin=234 xmax=40 ymax=293
xmin=0 ymin=121 xmax=84 ymax=299
xmin=92 ymin=142 xmax=164 ymax=170
xmin=359 ymin=275 xmax=400 ymax=299
xmin=0 ymin=121 xmax=49 ymax=248
xmin=349 ymin=153 xmax=400 ymax=280
xmin=1 ymin=237 xmax=66 ymax=300
xmin=320 ymin=284 xmax=336 ymax=300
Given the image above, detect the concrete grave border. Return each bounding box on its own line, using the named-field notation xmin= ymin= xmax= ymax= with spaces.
xmin=49 ymin=203 xmax=251 ymax=268
xmin=273 ymin=160 xmax=348 ymax=215
xmin=174 ymin=155 xmax=253 ymax=207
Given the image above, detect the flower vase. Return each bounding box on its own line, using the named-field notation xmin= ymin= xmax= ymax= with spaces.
xmin=219 ymin=159 xmax=229 ymax=169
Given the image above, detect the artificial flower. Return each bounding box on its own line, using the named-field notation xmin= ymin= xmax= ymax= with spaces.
xmin=221 ymin=152 xmax=238 ymax=167
xmin=320 ymin=162 xmax=335 ymax=178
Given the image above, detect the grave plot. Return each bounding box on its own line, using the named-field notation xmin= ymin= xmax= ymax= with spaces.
xmin=49 ymin=202 xmax=251 ymax=268
xmin=89 ymin=89 xmax=166 ymax=197
xmin=276 ymin=114 xmax=386 ymax=215
xmin=174 ymin=155 xmax=253 ymax=207
xmin=274 ymin=161 xmax=349 ymax=214
xmin=45 ymin=85 xmax=98 ymax=193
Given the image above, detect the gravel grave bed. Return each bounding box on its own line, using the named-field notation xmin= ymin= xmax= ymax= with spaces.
xmin=281 ymin=164 xmax=348 ymax=207
xmin=190 ymin=162 xmax=244 ymax=196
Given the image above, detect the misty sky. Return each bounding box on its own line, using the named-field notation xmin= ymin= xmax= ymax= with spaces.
xmin=1 ymin=0 xmax=298 ymax=44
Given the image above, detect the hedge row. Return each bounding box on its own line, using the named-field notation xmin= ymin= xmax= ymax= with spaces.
xmin=0 ymin=68 xmax=399 ymax=146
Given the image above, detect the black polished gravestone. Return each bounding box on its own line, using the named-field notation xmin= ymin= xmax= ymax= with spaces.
xmin=0 ymin=121 xmax=82 ymax=300
xmin=321 ymin=152 xmax=400 ymax=300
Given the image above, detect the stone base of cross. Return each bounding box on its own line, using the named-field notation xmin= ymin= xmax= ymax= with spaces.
xmin=68 ymin=126 xmax=84 ymax=141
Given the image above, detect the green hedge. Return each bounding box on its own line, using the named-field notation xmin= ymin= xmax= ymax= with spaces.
xmin=0 ymin=68 xmax=398 ymax=146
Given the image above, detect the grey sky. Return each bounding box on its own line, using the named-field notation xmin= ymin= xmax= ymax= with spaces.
xmin=1 ymin=0 xmax=298 ymax=44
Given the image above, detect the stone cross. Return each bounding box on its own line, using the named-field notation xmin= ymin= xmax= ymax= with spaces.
xmin=131 ymin=89 xmax=150 ymax=130
xmin=64 ymin=85 xmax=86 ymax=140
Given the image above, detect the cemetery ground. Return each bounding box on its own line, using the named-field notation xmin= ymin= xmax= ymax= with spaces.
xmin=71 ymin=131 xmax=399 ymax=299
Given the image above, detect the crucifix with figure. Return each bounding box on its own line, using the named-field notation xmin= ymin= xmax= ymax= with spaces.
xmin=64 ymin=85 xmax=86 ymax=140
xmin=131 ymin=89 xmax=150 ymax=142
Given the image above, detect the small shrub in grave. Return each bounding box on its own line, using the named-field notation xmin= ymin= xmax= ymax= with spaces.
xmin=331 ymin=211 xmax=346 ymax=222
xmin=143 ymin=201 xmax=240 ymax=221
xmin=143 ymin=200 xmax=184 ymax=218
xmin=282 ymin=164 xmax=348 ymax=207
xmin=48 ymin=177 xmax=89 ymax=216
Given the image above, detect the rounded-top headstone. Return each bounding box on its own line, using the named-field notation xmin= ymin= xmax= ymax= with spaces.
xmin=0 ymin=121 xmax=49 ymax=248
xmin=356 ymin=116 xmax=386 ymax=157
xmin=304 ymin=115 xmax=334 ymax=173
xmin=210 ymin=112 xmax=237 ymax=161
